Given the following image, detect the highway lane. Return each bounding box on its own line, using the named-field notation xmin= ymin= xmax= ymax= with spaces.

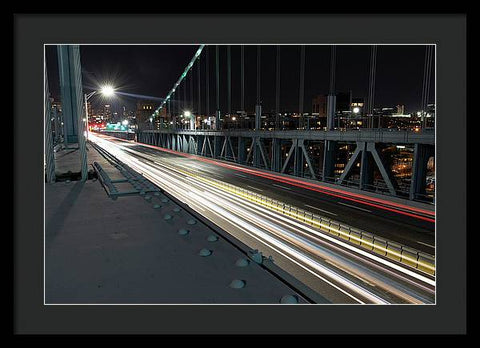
xmin=90 ymin=133 xmax=435 ymax=304
xmin=121 ymin=139 xmax=435 ymax=254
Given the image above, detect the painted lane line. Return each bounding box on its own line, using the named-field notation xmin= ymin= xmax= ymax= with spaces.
xmin=234 ymin=173 xmax=247 ymax=178
xmin=304 ymin=204 xmax=338 ymax=217
xmin=337 ymin=201 xmax=372 ymax=213
xmin=416 ymin=241 xmax=435 ymax=249
xmin=247 ymin=185 xmax=264 ymax=192
xmin=272 ymin=184 xmax=292 ymax=191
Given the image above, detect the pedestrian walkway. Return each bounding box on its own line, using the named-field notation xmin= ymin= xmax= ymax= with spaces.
xmin=45 ymin=143 xmax=309 ymax=304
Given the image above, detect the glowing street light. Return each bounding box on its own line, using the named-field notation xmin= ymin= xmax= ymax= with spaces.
xmin=84 ymin=84 xmax=116 ymax=140
xmin=184 ymin=110 xmax=191 ymax=117
xmin=352 ymin=107 xmax=360 ymax=114
xmin=100 ymin=85 xmax=115 ymax=97
xmin=122 ymin=120 xmax=129 ymax=126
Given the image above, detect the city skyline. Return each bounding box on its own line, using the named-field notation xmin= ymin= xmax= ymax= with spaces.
xmin=45 ymin=44 xmax=435 ymax=117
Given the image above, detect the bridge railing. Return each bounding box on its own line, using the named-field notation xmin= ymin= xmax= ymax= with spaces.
xmin=143 ymin=127 xmax=435 ymax=145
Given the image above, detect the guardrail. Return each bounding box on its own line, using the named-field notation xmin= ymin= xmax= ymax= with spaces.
xmin=174 ymin=166 xmax=435 ymax=276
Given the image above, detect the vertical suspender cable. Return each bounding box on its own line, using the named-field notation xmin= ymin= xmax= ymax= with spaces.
xmin=329 ymin=46 xmax=336 ymax=95
xmin=227 ymin=45 xmax=231 ymax=115
xmin=241 ymin=45 xmax=245 ymax=113
xmin=421 ymin=46 xmax=428 ymax=126
xmin=421 ymin=45 xmax=433 ymax=128
xmin=327 ymin=45 xmax=337 ymax=130
xmin=215 ymin=45 xmax=220 ymax=130
xmin=255 ymin=45 xmax=261 ymax=131
xmin=256 ymin=45 xmax=261 ymax=106
xmin=367 ymin=45 xmax=377 ymax=128
xmin=190 ymin=65 xmax=194 ymax=112
xmin=183 ymin=76 xmax=187 ymax=114
xmin=197 ymin=55 xmax=201 ymax=117
xmin=216 ymin=45 xmax=220 ymax=112
xmin=275 ymin=45 xmax=281 ymax=130
xmin=299 ymin=45 xmax=305 ymax=129
xmin=206 ymin=46 xmax=210 ymax=122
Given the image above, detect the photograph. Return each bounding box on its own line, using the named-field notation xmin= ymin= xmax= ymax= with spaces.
xmin=43 ymin=43 xmax=436 ymax=305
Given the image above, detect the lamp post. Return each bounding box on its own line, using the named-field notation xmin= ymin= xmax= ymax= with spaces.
xmin=184 ymin=110 xmax=195 ymax=130
xmin=84 ymin=85 xmax=115 ymax=140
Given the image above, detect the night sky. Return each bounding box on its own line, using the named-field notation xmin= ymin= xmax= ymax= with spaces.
xmin=45 ymin=44 xmax=435 ymax=116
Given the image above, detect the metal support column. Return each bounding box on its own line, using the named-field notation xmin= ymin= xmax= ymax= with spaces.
xmin=322 ymin=140 xmax=337 ymax=181
xmin=293 ymin=139 xmax=302 ymax=176
xmin=72 ymin=46 xmax=88 ymax=181
xmin=213 ymin=135 xmax=222 ymax=159
xmin=44 ymin=64 xmax=56 ymax=183
xmin=410 ymin=143 xmax=434 ymax=200
xmin=57 ymin=45 xmax=87 ymax=180
xmin=359 ymin=143 xmax=374 ymax=190
xmin=271 ymin=138 xmax=281 ymax=172
xmin=238 ymin=136 xmax=246 ymax=164
xmin=57 ymin=45 xmax=77 ymax=145
xmin=326 ymin=95 xmax=336 ymax=131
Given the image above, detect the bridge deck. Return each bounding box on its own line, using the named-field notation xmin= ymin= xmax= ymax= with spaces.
xmin=45 ymin=144 xmax=313 ymax=304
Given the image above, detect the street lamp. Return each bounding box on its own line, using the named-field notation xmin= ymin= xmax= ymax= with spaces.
xmin=183 ymin=110 xmax=195 ymax=130
xmin=84 ymin=84 xmax=115 ymax=140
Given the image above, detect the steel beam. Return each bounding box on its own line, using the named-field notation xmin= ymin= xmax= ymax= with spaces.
xmin=246 ymin=138 xmax=254 ymax=164
xmin=360 ymin=145 xmax=374 ymax=190
xmin=300 ymin=140 xmax=316 ymax=179
xmin=322 ymin=140 xmax=337 ymax=181
xmin=144 ymin=128 xmax=434 ymax=145
xmin=220 ymin=136 xmax=227 ymax=158
xmin=367 ymin=142 xmax=397 ymax=196
xmin=337 ymin=142 xmax=363 ymax=184
xmin=281 ymin=141 xmax=296 ymax=174
xmin=57 ymin=45 xmax=78 ymax=145
xmin=238 ymin=136 xmax=246 ymax=164
xmin=257 ymin=138 xmax=269 ymax=169
xmin=271 ymin=138 xmax=282 ymax=172
xmin=293 ymin=139 xmax=302 ymax=176
xmin=57 ymin=45 xmax=87 ymax=180
xmin=213 ymin=136 xmax=222 ymax=158
xmin=409 ymin=143 xmax=434 ymax=200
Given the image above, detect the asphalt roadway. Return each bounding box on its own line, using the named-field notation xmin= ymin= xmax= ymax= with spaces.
xmin=130 ymin=139 xmax=435 ymax=254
